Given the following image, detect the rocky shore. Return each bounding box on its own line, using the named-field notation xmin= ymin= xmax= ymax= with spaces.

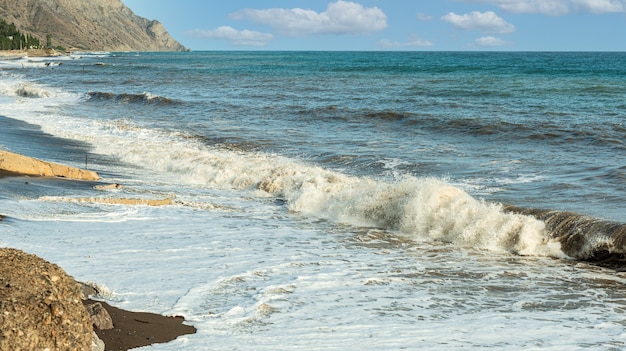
xmin=0 ymin=248 xmax=196 ymax=351
xmin=0 ymin=151 xmax=195 ymax=350
xmin=0 ymin=248 xmax=93 ymax=350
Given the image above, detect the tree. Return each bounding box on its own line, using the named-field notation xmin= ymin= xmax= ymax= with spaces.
xmin=0 ymin=19 xmax=40 ymax=50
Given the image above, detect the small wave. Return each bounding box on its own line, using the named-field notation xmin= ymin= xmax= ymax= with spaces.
xmin=87 ymin=91 xmax=178 ymax=105
xmin=70 ymin=51 xmax=112 ymax=59
xmin=363 ymin=111 xmax=411 ymax=121
xmin=405 ymin=116 xmax=626 ymax=150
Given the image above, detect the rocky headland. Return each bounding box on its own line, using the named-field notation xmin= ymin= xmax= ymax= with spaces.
xmin=0 ymin=0 xmax=187 ymax=52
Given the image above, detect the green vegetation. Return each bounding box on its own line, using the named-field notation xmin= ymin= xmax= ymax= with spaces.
xmin=0 ymin=19 xmax=41 ymax=50
xmin=45 ymin=33 xmax=65 ymax=52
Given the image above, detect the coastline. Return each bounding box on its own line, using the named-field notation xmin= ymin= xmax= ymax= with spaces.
xmin=0 ymin=151 xmax=196 ymax=350
xmin=0 ymin=49 xmax=64 ymax=58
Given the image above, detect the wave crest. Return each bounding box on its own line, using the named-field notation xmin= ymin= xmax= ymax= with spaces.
xmin=15 ymin=83 xmax=51 ymax=98
xmin=87 ymin=91 xmax=177 ymax=105
xmin=504 ymin=205 xmax=626 ymax=266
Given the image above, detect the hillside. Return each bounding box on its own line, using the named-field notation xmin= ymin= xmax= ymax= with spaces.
xmin=0 ymin=0 xmax=187 ymax=52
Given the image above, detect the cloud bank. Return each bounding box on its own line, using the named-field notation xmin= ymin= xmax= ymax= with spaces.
xmin=230 ymin=1 xmax=387 ymax=36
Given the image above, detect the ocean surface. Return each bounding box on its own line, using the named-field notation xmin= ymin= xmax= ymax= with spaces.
xmin=1 ymin=51 xmax=626 ymax=350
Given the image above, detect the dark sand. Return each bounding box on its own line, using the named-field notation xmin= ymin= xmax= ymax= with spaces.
xmin=0 ymin=115 xmax=92 ymax=165
xmin=85 ymin=299 xmax=196 ymax=351
xmin=0 ymin=169 xmax=22 ymax=178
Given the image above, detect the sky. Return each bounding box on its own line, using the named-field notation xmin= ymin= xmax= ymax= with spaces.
xmin=121 ymin=0 xmax=626 ymax=51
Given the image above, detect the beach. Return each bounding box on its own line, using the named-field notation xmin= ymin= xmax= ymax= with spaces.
xmin=0 ymin=49 xmax=63 ymax=59
xmin=0 ymin=150 xmax=195 ymax=350
xmin=0 ymin=87 xmax=196 ymax=349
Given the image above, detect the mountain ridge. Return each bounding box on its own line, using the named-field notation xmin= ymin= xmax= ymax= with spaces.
xmin=0 ymin=0 xmax=187 ymax=52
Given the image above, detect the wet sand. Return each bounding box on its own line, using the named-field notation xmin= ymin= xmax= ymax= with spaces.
xmin=85 ymin=299 xmax=196 ymax=351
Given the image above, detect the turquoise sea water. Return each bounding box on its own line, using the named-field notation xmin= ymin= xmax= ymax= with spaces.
xmin=1 ymin=51 xmax=626 ymax=350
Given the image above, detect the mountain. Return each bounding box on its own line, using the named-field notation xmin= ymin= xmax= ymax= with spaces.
xmin=0 ymin=0 xmax=187 ymax=52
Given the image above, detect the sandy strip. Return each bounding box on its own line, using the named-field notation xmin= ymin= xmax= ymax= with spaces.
xmin=0 ymin=150 xmax=100 ymax=181
xmin=40 ymin=196 xmax=174 ymax=207
xmin=0 ymin=49 xmax=63 ymax=58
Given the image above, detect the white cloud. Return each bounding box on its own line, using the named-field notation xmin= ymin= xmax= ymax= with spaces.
xmin=230 ymin=1 xmax=387 ymax=36
xmin=474 ymin=36 xmax=509 ymax=46
xmin=186 ymin=26 xmax=274 ymax=46
xmin=442 ymin=11 xmax=516 ymax=33
xmin=460 ymin=0 xmax=625 ymax=15
xmin=379 ymin=36 xmax=434 ymax=48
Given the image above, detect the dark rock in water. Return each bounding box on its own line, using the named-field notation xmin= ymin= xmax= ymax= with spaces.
xmin=0 ymin=248 xmax=93 ymax=350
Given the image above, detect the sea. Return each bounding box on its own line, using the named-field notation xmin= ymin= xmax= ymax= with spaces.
xmin=1 ymin=51 xmax=626 ymax=350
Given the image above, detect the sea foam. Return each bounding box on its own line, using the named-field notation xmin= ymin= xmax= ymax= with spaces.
xmin=30 ymin=114 xmax=563 ymax=259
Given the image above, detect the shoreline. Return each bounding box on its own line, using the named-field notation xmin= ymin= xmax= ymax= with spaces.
xmin=0 ymin=151 xmax=196 ymax=350
xmin=0 ymin=48 xmax=65 ymax=58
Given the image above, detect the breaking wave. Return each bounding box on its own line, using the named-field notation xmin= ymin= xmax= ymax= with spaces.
xmin=101 ymin=128 xmax=626 ymax=266
xmin=67 ymin=123 xmax=563 ymax=259
xmin=15 ymin=83 xmax=51 ymax=98
xmin=0 ymin=81 xmax=51 ymax=98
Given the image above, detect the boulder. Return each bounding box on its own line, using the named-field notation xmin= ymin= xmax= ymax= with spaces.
xmin=0 ymin=248 xmax=93 ymax=351
xmin=85 ymin=302 xmax=114 ymax=330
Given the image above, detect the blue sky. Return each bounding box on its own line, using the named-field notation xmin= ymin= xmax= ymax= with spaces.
xmin=122 ymin=1 xmax=626 ymax=51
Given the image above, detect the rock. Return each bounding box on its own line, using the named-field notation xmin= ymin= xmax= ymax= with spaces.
xmin=0 ymin=248 xmax=93 ymax=351
xmin=92 ymin=331 xmax=105 ymax=351
xmin=85 ymin=302 xmax=114 ymax=330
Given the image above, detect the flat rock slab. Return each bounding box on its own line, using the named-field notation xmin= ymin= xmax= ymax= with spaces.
xmin=0 ymin=150 xmax=99 ymax=180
